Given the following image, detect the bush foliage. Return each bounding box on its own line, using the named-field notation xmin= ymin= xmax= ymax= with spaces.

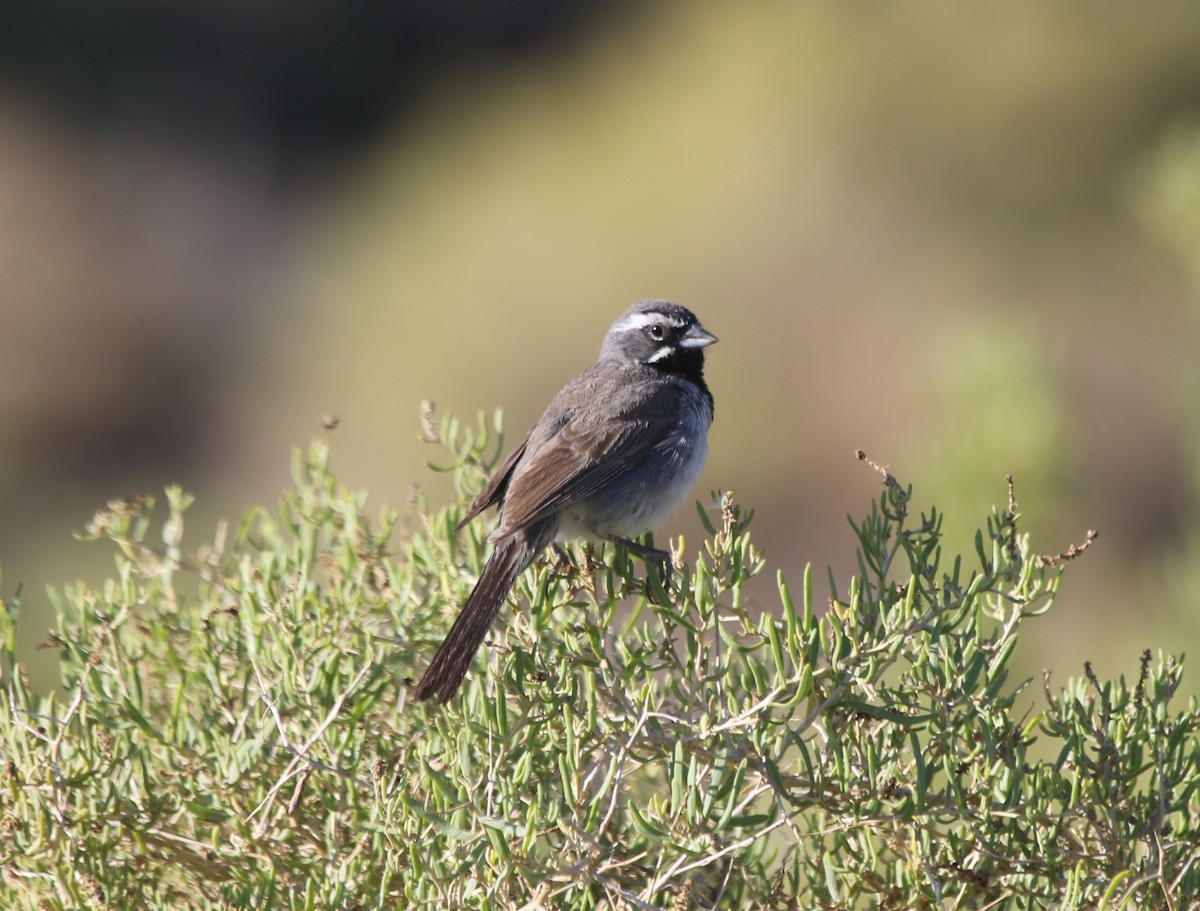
xmin=1 ymin=410 xmax=1197 ymax=910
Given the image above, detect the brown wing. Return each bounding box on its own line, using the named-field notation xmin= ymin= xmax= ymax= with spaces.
xmin=495 ymin=371 xmax=682 ymax=533
xmin=456 ymin=433 xmax=530 ymax=531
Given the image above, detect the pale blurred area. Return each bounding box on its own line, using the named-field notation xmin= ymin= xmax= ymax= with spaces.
xmin=4 ymin=2 xmax=1200 ymax=692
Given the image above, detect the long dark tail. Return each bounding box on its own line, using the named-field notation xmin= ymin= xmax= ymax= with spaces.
xmin=414 ymin=534 xmax=532 ymax=703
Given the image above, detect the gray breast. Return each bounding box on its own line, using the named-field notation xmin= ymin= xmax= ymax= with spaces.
xmin=557 ymin=384 xmax=712 ymax=541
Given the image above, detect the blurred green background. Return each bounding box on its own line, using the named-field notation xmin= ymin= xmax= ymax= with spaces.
xmin=4 ymin=2 xmax=1200 ymax=693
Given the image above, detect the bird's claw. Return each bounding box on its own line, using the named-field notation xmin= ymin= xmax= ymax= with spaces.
xmin=605 ymin=534 xmax=674 ymax=601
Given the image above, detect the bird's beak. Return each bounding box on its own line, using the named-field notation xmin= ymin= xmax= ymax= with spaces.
xmin=679 ymin=323 xmax=718 ymax=349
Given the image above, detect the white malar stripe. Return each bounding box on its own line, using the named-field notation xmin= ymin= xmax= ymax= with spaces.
xmin=614 ymin=310 xmax=686 ymax=333
xmin=646 ymin=345 xmax=674 ymax=362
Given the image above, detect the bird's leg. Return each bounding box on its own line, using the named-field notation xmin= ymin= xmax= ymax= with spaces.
xmin=581 ymin=541 xmax=601 ymax=574
xmin=549 ymin=543 xmax=574 ymax=575
xmin=548 ymin=543 xmax=599 ymax=603
xmin=604 ymin=534 xmax=673 ymax=599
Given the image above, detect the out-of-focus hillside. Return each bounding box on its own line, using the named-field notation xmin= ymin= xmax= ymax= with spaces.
xmin=3 ymin=2 xmax=1200 ymax=690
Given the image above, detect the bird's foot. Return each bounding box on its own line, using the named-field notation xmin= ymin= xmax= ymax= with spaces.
xmin=605 ymin=535 xmax=674 ymax=601
xmin=547 ymin=543 xmax=600 ymax=602
xmin=549 ymin=543 xmax=575 ymax=575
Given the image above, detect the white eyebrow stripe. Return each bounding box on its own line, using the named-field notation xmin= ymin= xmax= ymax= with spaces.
xmin=614 ymin=311 xmax=687 ymax=332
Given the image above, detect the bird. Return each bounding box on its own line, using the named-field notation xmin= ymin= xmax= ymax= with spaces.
xmin=413 ymin=299 xmax=718 ymax=703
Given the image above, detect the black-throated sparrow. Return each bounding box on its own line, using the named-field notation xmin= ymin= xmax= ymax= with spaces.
xmin=414 ymin=300 xmax=717 ymax=703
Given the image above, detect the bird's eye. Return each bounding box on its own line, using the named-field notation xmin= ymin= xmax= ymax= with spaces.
xmin=647 ymin=324 xmax=666 ymax=341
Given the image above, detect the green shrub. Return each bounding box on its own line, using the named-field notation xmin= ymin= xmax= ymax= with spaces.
xmin=1 ymin=411 xmax=1196 ymax=909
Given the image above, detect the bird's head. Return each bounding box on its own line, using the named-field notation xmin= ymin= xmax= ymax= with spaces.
xmin=600 ymin=300 xmax=717 ymax=374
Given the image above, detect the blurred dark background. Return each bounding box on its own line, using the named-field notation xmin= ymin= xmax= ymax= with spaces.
xmin=4 ymin=2 xmax=1200 ymax=692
